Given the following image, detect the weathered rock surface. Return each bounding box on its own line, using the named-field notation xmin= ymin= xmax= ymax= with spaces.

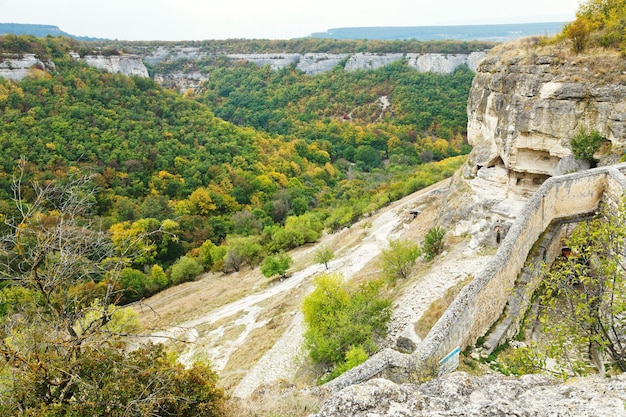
xmin=466 ymin=39 xmax=626 ymax=184
xmin=315 ymin=372 xmax=626 ymax=417
xmin=343 ymin=53 xmax=405 ymax=71
xmin=439 ymin=38 xmax=626 ymax=246
xmin=0 ymin=54 xmax=54 ymax=80
xmin=407 ymin=51 xmax=487 ymax=74
xmin=143 ymin=49 xmax=488 ymax=77
xmin=80 ymin=55 xmax=149 ymax=78
xmin=142 ymin=49 xmax=486 ymax=90
xmin=0 ymin=53 xmax=149 ymax=81
xmin=297 ymin=53 xmax=350 ymax=75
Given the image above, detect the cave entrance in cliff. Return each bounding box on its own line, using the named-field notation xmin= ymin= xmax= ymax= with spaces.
xmin=475 ymin=156 xmax=505 ymax=175
xmin=485 ymin=156 xmax=505 ymax=169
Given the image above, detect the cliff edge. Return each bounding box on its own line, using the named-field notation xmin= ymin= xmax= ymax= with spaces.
xmin=314 ymin=37 xmax=626 ymax=416
xmin=439 ymin=37 xmax=626 ymax=248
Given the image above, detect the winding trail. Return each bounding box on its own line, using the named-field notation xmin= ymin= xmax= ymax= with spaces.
xmin=147 ymin=179 xmax=495 ymax=398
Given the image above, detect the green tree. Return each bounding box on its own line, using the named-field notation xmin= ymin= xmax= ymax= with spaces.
xmin=379 ymin=238 xmax=421 ymax=282
xmin=537 ymin=202 xmax=626 ymax=375
xmin=260 ymin=252 xmax=292 ymax=280
xmin=170 ymin=255 xmax=204 ymax=285
xmin=314 ymin=244 xmax=335 ymax=269
xmin=0 ymin=167 xmax=225 ymax=415
xmin=224 ymin=235 xmax=264 ymax=272
xmin=119 ymin=267 xmax=148 ymax=303
xmin=302 ymin=273 xmax=391 ymax=375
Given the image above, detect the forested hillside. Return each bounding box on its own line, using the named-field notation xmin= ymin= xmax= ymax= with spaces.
xmin=0 ymin=34 xmax=472 ymax=414
xmin=0 ymin=35 xmax=473 ymax=299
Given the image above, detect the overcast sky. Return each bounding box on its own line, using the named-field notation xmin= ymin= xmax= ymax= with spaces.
xmin=1 ymin=0 xmax=581 ymax=40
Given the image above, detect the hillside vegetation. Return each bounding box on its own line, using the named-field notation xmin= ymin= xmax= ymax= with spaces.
xmin=0 ymin=35 xmax=472 ymax=302
xmin=0 ymin=34 xmax=473 ymax=415
xmin=563 ymin=0 xmax=626 ymax=53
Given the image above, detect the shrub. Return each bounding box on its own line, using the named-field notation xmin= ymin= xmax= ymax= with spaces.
xmin=314 ymin=245 xmax=335 ymax=269
xmin=119 ymin=267 xmax=148 ymax=303
xmin=170 ymin=255 xmax=204 ymax=285
xmin=302 ymin=274 xmax=391 ymax=375
xmin=570 ymin=127 xmax=603 ymax=163
xmin=422 ymin=226 xmax=446 ymax=261
xmin=379 ymin=239 xmax=421 ymax=282
xmin=260 ymin=252 xmax=292 ymax=279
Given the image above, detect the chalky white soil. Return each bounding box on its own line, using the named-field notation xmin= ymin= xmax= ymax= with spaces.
xmin=140 ymin=178 xmax=495 ymax=398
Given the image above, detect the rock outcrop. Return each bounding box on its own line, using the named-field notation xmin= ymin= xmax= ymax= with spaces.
xmin=0 ymin=53 xmax=149 ymax=81
xmin=439 ymin=38 xmax=626 ymax=247
xmin=315 ymin=372 xmax=626 ymax=417
xmin=407 ymin=51 xmax=487 ymax=74
xmin=79 ymin=54 xmax=149 ymax=78
xmin=0 ymin=54 xmax=54 ymax=81
xmin=144 ymin=50 xmax=487 ymax=92
xmin=466 ymin=38 xmax=626 ymax=193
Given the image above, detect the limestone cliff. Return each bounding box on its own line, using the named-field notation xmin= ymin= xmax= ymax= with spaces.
xmin=79 ymin=54 xmax=149 ymax=78
xmin=143 ymin=47 xmax=488 ymax=89
xmin=439 ymin=38 xmax=626 ymax=247
xmin=0 ymin=53 xmax=148 ymax=81
xmin=0 ymin=54 xmax=54 ymax=81
xmin=467 ymin=38 xmax=626 ymax=190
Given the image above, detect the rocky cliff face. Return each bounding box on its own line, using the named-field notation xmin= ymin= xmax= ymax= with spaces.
xmin=143 ymin=47 xmax=488 ymax=91
xmin=0 ymin=53 xmax=148 ymax=81
xmin=79 ymin=55 xmax=149 ymax=78
xmin=438 ymin=38 xmax=626 ymax=248
xmin=0 ymin=54 xmax=54 ymax=80
xmin=315 ymin=372 xmax=626 ymax=417
xmin=466 ymin=38 xmax=626 ymax=193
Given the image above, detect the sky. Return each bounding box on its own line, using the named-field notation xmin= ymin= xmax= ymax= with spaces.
xmin=0 ymin=0 xmax=581 ymax=41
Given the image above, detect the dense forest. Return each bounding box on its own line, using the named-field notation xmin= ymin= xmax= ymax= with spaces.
xmin=0 ymin=34 xmax=473 ymax=300
xmin=0 ymin=34 xmax=472 ymax=414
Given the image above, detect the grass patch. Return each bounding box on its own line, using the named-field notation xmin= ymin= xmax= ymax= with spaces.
xmin=414 ymin=275 xmax=473 ymax=339
xmin=225 ymin=380 xmax=326 ymax=417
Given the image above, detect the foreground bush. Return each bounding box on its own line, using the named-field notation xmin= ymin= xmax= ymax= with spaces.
xmin=302 ymin=273 xmax=391 ymax=378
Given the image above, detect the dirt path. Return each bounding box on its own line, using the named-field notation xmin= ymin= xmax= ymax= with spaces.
xmin=142 ymin=178 xmax=493 ymax=398
xmin=233 ymin=181 xmax=453 ymax=397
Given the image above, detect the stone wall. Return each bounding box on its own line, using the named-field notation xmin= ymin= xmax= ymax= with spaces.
xmin=326 ymin=163 xmax=626 ymax=392
xmin=417 ymin=164 xmax=626 ymax=360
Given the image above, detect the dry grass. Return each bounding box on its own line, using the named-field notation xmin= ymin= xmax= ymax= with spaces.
xmin=225 ymin=381 xmax=328 ymax=417
xmin=414 ymin=275 xmax=474 ymax=339
xmin=135 ymin=268 xmax=270 ymax=330
xmin=219 ymin=284 xmax=308 ymax=390
xmin=134 ymin=177 xmax=457 ymax=407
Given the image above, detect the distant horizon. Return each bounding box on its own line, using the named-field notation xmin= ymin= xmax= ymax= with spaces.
xmin=0 ymin=0 xmax=578 ymax=41
xmin=2 ymin=20 xmax=570 ymax=43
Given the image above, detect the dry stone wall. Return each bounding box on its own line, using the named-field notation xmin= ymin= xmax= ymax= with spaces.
xmin=327 ymin=164 xmax=626 ymax=392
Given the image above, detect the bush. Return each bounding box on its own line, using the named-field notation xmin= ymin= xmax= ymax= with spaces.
xmin=119 ymin=267 xmax=148 ymax=303
xmin=260 ymin=252 xmax=292 ymax=279
xmin=0 ymin=342 xmax=227 ymax=417
xmin=422 ymin=227 xmax=446 ymax=261
xmin=570 ymin=127 xmax=602 ymax=163
xmin=302 ymin=274 xmax=391 ymax=376
xmin=170 ymin=256 xmax=204 ymax=285
xmin=379 ymin=239 xmax=421 ymax=282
